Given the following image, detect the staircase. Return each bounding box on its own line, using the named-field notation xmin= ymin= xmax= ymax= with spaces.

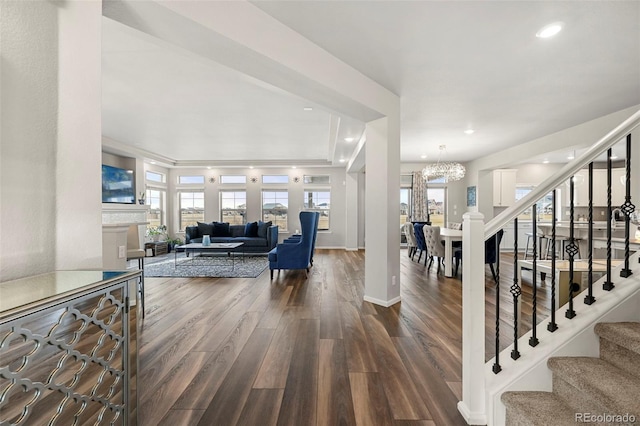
xmin=502 ymin=322 xmax=640 ymax=425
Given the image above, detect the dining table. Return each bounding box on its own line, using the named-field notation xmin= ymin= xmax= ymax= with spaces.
xmin=440 ymin=227 xmax=463 ymax=277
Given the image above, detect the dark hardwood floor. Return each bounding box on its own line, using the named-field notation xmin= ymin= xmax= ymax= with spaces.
xmin=138 ymin=249 xmax=550 ymax=426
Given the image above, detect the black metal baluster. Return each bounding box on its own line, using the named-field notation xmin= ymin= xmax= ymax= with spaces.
xmin=603 ymin=148 xmax=615 ymax=291
xmin=548 ymin=190 xmax=558 ymax=331
xmin=585 ymin=163 xmax=596 ymax=305
xmin=493 ymin=229 xmax=502 ymax=374
xmin=512 ymin=219 xmax=522 ymax=358
xmin=565 ymin=176 xmax=578 ymax=318
xmin=620 ymin=134 xmax=635 ymax=277
xmin=529 ymin=204 xmax=539 ymax=347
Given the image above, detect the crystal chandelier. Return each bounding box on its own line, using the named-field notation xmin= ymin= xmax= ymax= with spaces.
xmin=422 ymin=145 xmax=466 ymax=182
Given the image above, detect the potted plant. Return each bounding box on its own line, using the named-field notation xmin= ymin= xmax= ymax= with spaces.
xmin=146 ymin=225 xmax=167 ymax=242
xmin=166 ymin=237 xmax=183 ymax=253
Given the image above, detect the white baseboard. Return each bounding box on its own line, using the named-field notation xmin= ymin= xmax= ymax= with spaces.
xmin=363 ymin=295 xmax=401 ymax=307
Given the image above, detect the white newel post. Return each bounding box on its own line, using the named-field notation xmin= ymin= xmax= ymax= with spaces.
xmin=458 ymin=212 xmax=487 ymax=424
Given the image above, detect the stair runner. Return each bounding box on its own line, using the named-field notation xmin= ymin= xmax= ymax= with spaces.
xmin=501 ymin=322 xmax=640 ymax=426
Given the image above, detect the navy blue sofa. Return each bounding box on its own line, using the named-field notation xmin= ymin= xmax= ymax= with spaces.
xmin=185 ymin=221 xmax=278 ymax=254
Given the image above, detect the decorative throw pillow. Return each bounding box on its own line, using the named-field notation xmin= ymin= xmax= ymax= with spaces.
xmin=257 ymin=221 xmax=272 ymax=239
xmin=244 ymin=221 xmax=258 ymax=237
xmin=197 ymin=221 xmax=214 ymax=237
xmin=212 ymin=222 xmax=231 ymax=237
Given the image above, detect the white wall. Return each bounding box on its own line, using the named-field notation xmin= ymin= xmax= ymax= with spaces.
xmin=1 ymin=0 xmax=102 ymax=281
xmin=160 ymin=166 xmax=347 ymax=248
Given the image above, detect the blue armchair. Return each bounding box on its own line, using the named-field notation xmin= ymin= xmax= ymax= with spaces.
xmin=283 ymin=211 xmax=320 ymax=265
xmin=268 ymin=211 xmax=317 ymax=279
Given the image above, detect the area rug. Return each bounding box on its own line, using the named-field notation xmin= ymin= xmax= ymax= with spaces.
xmin=144 ymin=255 xmax=269 ymax=278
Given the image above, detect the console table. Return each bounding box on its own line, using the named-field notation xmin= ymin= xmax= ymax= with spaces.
xmin=0 ymin=270 xmax=140 ymax=425
xmin=145 ymin=241 xmax=168 ymax=257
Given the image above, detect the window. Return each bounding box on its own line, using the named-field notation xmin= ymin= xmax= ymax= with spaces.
xmin=304 ymin=190 xmax=330 ymax=230
xmin=303 ymin=175 xmax=330 ymax=184
xmin=220 ymin=175 xmax=246 ymax=184
xmin=220 ymin=191 xmax=246 ymax=225
xmin=146 ymin=189 xmax=165 ymax=228
xmin=517 ymin=186 xmax=555 ymax=221
xmin=262 ymin=175 xmax=289 ymax=184
xmin=146 ymin=171 xmax=164 ymax=183
xmin=178 ymin=175 xmax=205 ymax=185
xmin=427 ymin=187 xmax=446 ymax=227
xmin=400 ymin=188 xmax=412 ymax=226
xmin=262 ymin=191 xmax=288 ymax=230
xmin=179 ymin=191 xmax=204 ymax=230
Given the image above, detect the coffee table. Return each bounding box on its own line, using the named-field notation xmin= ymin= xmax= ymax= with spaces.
xmin=175 ymin=242 xmax=245 ymax=270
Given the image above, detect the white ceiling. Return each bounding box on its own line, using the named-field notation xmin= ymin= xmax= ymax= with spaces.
xmin=101 ymin=1 xmax=640 ymax=168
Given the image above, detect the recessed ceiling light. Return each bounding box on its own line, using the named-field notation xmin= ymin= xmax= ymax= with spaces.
xmin=207 ymin=166 xmax=212 ymax=169
xmin=292 ymin=166 xmax=297 ymax=169
xmin=303 ymin=107 xmax=313 ymax=111
xmin=464 ymin=129 xmax=475 ymax=135
xmin=420 ymin=154 xmax=427 ymax=159
xmin=339 ymin=158 xmax=346 ymax=163
xmin=249 ymin=166 xmax=254 ymax=169
xmin=344 ymin=137 xmax=355 ymax=142
xmin=536 ymin=22 xmax=564 ymax=39
xmin=567 ymin=151 xmax=575 ymax=160
xmin=543 ymin=159 xmax=550 ymax=164
xmin=150 ymin=161 xmax=156 ymax=165
xmin=610 ymin=154 xmax=618 ymax=160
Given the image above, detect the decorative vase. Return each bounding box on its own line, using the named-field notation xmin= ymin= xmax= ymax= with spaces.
xmin=152 ymin=235 xmax=160 ymax=242
xmin=138 ymin=199 xmax=145 ymax=205
xmin=202 ymin=235 xmax=211 ymax=246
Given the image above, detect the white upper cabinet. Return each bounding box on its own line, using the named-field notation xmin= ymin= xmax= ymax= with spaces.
xmin=565 ymin=168 xmax=625 ymax=207
xmin=493 ymin=169 xmax=517 ymax=207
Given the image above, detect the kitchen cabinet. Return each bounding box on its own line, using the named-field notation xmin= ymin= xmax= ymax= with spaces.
xmin=493 ymin=169 xmax=517 ymax=207
xmin=612 ymin=168 xmax=627 ymax=206
xmin=564 ymin=168 xmax=623 ymax=207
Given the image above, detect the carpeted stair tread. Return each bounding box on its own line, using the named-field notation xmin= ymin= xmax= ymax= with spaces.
xmin=594 ymin=322 xmax=640 ymax=355
xmin=547 ymin=356 xmax=640 ymax=416
xmin=501 ymin=391 xmax=578 ymax=426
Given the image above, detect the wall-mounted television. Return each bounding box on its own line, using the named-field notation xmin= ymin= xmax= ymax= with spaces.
xmin=102 ymin=164 xmax=135 ymax=204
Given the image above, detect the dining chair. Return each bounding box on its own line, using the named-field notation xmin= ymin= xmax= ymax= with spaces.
xmin=413 ymin=223 xmax=429 ymax=265
xmin=453 ymin=229 xmax=504 ymax=282
xmin=403 ymin=222 xmax=418 ymax=259
xmin=422 ymin=225 xmax=446 ymax=272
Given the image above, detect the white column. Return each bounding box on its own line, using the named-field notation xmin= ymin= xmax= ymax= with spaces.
xmin=363 ymin=116 xmax=401 ymax=307
xmin=457 ymin=212 xmax=487 ymax=424
xmin=55 ymin=0 xmax=103 ymax=270
xmin=345 ymin=172 xmax=359 ymax=251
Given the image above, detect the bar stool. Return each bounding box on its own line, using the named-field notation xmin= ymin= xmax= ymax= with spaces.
xmin=524 ymin=232 xmax=549 ymax=260
xmin=546 ymin=236 xmax=582 ymax=260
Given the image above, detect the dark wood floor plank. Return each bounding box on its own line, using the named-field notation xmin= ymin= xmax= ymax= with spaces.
xmin=276 ymin=319 xmax=319 ymax=426
xmin=339 ymin=301 xmax=378 ymax=373
xmin=197 ymin=328 xmax=275 ymax=426
xmin=362 ymin=315 xmax=432 ymax=420
xmin=257 ymin=285 xmax=294 ymax=329
xmin=158 ymin=409 xmax=204 ymax=426
xmin=253 ymin=308 xmax=301 ymax=389
xmin=171 ymin=311 xmax=262 ymax=410
xmin=317 ymin=339 xmax=357 ymax=426
xmin=393 ymin=336 xmax=467 ymax=426
xmin=349 ymin=372 xmax=394 ymax=426
xmin=138 ymin=350 xmax=211 ymax=426
xmin=236 ymin=389 xmax=284 ymax=426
